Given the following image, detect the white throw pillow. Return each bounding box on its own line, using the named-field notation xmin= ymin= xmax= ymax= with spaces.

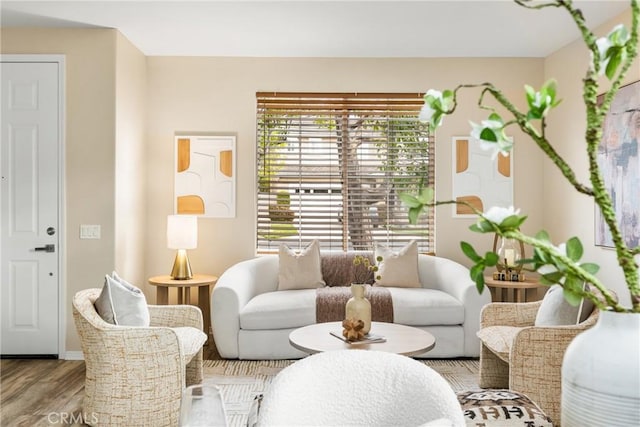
xmin=534 ymin=284 xmax=594 ymax=326
xmin=374 ymin=240 xmax=421 ymax=288
xmin=94 ymin=273 xmax=150 ymax=326
xmin=277 ymin=240 xmax=325 ymax=291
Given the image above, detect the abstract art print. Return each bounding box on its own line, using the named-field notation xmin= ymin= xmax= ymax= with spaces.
xmin=175 ymin=134 xmax=236 ymax=218
xmin=452 ymin=136 xmax=513 ymax=217
xmin=595 ymin=80 xmax=640 ymax=248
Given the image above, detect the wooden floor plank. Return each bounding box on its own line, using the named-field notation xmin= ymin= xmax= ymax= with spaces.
xmin=1 ymin=360 xmax=87 ymax=427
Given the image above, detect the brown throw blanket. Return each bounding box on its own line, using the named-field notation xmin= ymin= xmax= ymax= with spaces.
xmin=316 ymin=285 xmax=394 ymax=323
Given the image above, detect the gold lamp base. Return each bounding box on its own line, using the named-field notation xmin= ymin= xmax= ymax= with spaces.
xmin=170 ymin=249 xmax=193 ymax=280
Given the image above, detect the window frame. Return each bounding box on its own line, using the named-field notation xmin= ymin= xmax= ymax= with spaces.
xmin=256 ymin=92 xmax=435 ymax=253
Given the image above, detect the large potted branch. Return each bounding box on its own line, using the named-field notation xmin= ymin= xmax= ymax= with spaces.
xmin=401 ymin=1 xmax=639 ymax=425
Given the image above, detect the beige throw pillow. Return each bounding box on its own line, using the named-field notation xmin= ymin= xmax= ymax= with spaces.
xmin=277 ymin=240 xmax=326 ymax=291
xmin=374 ymin=241 xmax=421 ymax=288
xmin=94 ymin=273 xmax=151 ymax=326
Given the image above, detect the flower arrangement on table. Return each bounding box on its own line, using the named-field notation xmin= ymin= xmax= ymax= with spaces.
xmin=401 ymin=0 xmax=639 ymax=313
xmin=352 ymin=254 xmax=382 ymax=284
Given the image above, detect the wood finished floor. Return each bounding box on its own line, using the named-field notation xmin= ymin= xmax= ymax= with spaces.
xmin=0 ymin=342 xmax=220 ymax=427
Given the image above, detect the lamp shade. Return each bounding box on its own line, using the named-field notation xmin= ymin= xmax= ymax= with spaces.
xmin=167 ymin=215 xmax=198 ymax=249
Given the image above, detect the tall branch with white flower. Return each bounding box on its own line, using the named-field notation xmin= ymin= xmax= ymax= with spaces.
xmin=402 ymin=0 xmax=639 ymax=313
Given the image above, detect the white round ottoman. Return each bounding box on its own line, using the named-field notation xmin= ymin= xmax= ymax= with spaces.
xmin=258 ymin=350 xmax=465 ymax=426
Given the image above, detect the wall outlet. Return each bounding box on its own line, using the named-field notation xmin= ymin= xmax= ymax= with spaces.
xmin=80 ymin=224 xmax=101 ymax=239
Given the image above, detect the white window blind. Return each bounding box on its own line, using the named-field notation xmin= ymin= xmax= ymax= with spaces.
xmin=256 ymin=92 xmax=435 ymax=252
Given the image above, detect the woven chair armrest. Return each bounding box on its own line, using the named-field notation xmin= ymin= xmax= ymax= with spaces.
xmin=511 ymin=324 xmax=590 ymax=366
xmin=480 ymin=300 xmax=542 ymax=328
xmin=148 ymin=304 xmax=203 ymax=331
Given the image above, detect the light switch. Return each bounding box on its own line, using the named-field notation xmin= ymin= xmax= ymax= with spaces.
xmin=80 ymin=224 xmax=101 ymax=239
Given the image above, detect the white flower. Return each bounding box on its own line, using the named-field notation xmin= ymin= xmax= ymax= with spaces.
xmin=595 ymin=24 xmax=630 ymax=76
xmin=420 ymin=89 xmax=453 ymax=127
xmin=470 ymin=119 xmax=514 ymax=159
xmin=419 ymin=103 xmax=436 ymax=123
xmin=482 ymin=206 xmax=520 ymax=225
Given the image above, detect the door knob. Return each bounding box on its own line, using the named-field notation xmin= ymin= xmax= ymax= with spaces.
xmin=34 ymin=244 xmax=55 ymax=253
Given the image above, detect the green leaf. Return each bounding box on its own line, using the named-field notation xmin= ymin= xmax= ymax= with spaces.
xmin=479 ymin=220 xmax=494 ymax=233
xmin=580 ymin=262 xmax=600 ymax=275
xmin=484 ymin=251 xmax=499 ymax=266
xmin=399 ymin=192 xmax=421 ymax=208
xmin=524 ymin=84 xmax=535 ymax=102
xmin=565 ymin=237 xmax=583 ymax=262
xmin=499 ymin=215 xmax=521 ymax=229
xmin=563 ymin=285 xmax=582 ymax=307
xmin=605 ymin=50 xmax=622 ymax=80
xmin=488 ymin=112 xmax=502 ymax=122
xmin=470 ymin=263 xmax=484 ymax=282
xmin=469 ymin=223 xmax=484 ymax=233
xmin=535 ymin=230 xmax=551 ymax=242
xmin=408 ymin=206 xmax=422 ymax=225
xmin=479 ymin=128 xmax=497 ymax=142
xmin=461 ymin=241 xmax=482 ymax=262
xmin=417 ymin=187 xmax=434 ymax=204
xmin=541 ymin=271 xmax=564 ymax=285
xmin=475 ymin=273 xmax=486 ymax=294
xmin=527 ymin=110 xmax=542 ymax=121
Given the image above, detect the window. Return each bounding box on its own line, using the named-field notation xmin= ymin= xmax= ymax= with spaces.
xmin=256 ymin=92 xmax=434 ymax=252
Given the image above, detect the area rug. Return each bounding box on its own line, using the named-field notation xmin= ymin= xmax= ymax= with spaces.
xmin=202 ymin=358 xmax=479 ymax=427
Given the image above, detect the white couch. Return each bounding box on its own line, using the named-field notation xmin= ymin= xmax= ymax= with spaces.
xmin=211 ymin=253 xmax=491 ymax=359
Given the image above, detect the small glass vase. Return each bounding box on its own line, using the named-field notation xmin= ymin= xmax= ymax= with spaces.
xmin=345 ymin=283 xmax=372 ymax=334
xmin=179 ymin=384 xmax=228 ymax=427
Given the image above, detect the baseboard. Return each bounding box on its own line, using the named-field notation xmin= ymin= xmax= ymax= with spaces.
xmin=63 ymin=351 xmax=84 ymax=360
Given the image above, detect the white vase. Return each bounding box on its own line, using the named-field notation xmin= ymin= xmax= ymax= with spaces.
xmin=345 ymin=284 xmax=372 ymax=334
xmin=561 ymin=310 xmax=640 ymax=426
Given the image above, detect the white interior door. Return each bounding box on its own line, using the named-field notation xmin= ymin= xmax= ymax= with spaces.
xmin=1 ymin=59 xmax=61 ymax=356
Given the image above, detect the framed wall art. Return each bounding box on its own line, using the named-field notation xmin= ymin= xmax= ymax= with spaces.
xmin=595 ymin=79 xmax=640 ymax=248
xmin=452 ymin=136 xmax=513 ymax=217
xmin=174 ymin=134 xmax=236 ymax=218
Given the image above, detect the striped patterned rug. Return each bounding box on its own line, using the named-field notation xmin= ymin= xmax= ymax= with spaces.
xmin=202 ymin=358 xmax=479 ymax=427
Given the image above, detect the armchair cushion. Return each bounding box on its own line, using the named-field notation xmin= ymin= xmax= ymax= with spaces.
xmin=94 ymin=273 xmax=150 ymax=326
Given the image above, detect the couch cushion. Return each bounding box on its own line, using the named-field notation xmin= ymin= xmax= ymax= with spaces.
xmin=388 ymin=288 xmax=465 ymax=326
xmin=240 ymin=289 xmax=317 ymax=330
xmin=476 ymin=326 xmax=523 ymax=361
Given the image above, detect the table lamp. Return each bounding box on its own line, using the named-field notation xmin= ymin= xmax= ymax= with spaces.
xmin=167 ymin=214 xmax=197 ymax=280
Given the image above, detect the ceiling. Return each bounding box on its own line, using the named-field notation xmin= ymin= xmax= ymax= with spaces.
xmin=0 ymin=1 xmax=632 ymax=57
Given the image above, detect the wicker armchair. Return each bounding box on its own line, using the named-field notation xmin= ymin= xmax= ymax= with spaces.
xmin=477 ymin=299 xmax=600 ymax=425
xmin=72 ymin=288 xmax=207 ymax=427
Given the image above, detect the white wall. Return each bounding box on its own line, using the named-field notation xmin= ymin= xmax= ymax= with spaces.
xmin=115 ymin=33 xmax=148 ymax=287
xmin=144 ymin=57 xmax=545 ymax=288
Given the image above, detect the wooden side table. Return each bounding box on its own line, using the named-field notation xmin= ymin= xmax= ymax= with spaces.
xmin=483 ymin=275 xmax=543 ymax=303
xmin=148 ymin=274 xmax=218 ymax=340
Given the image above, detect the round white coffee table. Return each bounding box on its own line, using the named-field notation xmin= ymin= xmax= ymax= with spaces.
xmin=289 ymin=321 xmax=436 ymax=357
